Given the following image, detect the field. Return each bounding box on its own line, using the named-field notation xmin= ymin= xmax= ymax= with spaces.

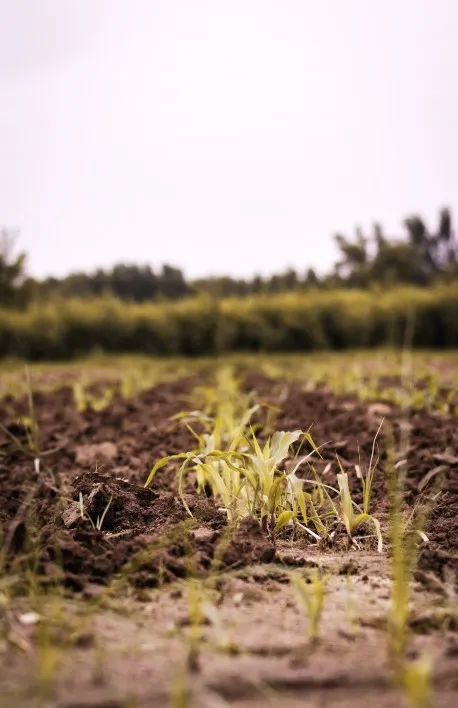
xmin=0 ymin=351 xmax=457 ymax=707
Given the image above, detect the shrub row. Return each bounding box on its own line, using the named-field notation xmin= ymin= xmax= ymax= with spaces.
xmin=0 ymin=285 xmax=456 ymax=360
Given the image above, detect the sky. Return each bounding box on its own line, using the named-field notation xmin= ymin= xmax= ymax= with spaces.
xmin=0 ymin=0 xmax=457 ymax=280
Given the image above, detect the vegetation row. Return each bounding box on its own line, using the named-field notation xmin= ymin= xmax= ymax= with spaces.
xmin=0 ymin=284 xmax=457 ymax=360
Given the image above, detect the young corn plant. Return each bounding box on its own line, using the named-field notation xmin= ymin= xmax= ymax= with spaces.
xmin=290 ymin=569 xmax=327 ymax=643
xmin=147 ymin=366 xmax=383 ymax=549
xmin=146 ymin=427 xmax=330 ymax=542
xmin=1 ymin=367 xmax=41 ymax=468
xmin=173 ymin=366 xmax=261 ymax=456
xmin=334 ymin=419 xmax=384 ymax=553
xmin=185 ymin=578 xmax=205 ymax=673
xmin=169 ymin=674 xmax=191 ymax=708
xmin=247 ymin=429 xmax=330 ymax=537
xmin=73 ymin=380 xmax=115 ymax=413
xmin=246 ymin=428 xmax=303 ymax=529
xmin=358 ymin=418 xmax=383 ymax=515
xmin=388 ymin=460 xmax=420 ymax=678
xmin=284 ymin=452 xmax=334 ymax=540
xmin=401 ymin=658 xmax=434 ymax=708
xmin=385 ymin=422 xmax=434 ymax=708
xmin=337 ymin=467 xmax=383 ymax=553
xmin=167 ymin=367 xmax=265 ymax=507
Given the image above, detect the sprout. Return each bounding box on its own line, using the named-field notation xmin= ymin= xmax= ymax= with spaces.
xmin=290 ymin=569 xmax=327 ymax=642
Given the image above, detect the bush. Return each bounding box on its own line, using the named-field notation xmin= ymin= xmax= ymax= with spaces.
xmin=0 ymin=286 xmax=456 ymax=360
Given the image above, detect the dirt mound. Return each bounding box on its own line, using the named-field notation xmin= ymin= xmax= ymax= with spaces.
xmin=62 ymin=472 xmax=164 ymax=533
xmin=6 ymin=469 xmax=272 ymax=590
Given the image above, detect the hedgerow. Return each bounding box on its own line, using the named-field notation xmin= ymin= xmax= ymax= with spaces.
xmin=0 ymin=285 xmax=456 ymax=360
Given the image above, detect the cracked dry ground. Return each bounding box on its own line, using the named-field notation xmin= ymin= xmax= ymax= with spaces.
xmin=0 ymin=373 xmax=457 ymax=707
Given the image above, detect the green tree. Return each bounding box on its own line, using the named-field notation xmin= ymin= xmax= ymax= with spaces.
xmin=334 ymin=227 xmax=369 ymax=286
xmin=0 ymin=228 xmax=28 ymax=307
xmin=304 ymin=267 xmax=320 ymax=288
xmin=333 ymin=209 xmax=457 ymax=287
xmin=434 ymin=207 xmax=457 ymax=275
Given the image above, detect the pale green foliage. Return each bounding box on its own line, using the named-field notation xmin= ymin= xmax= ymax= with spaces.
xmin=146 ymin=367 xmax=383 ymax=549
xmin=185 ymin=579 xmax=204 ymax=672
xmin=290 ymin=569 xmax=327 ymax=641
xmin=146 ymin=367 xmax=317 ymax=531
xmin=169 ymin=678 xmax=191 ymax=708
xmin=388 ymin=472 xmax=415 ymax=671
xmin=358 ymin=418 xmax=383 ymax=515
xmin=402 ymin=657 xmax=434 ymax=708
xmin=385 ymin=423 xmax=434 ymax=706
xmin=0 ymin=285 xmax=457 ymax=358
xmin=73 ymin=380 xmax=115 ymax=412
xmin=337 ymin=471 xmax=383 ymax=553
xmin=176 ymin=365 xmax=263 ymax=450
xmin=0 ymin=367 xmax=41 ymax=458
xmin=146 ymin=429 xmax=312 ymax=529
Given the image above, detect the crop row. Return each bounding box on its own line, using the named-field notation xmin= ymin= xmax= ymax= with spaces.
xmin=0 ymin=284 xmax=457 ymax=359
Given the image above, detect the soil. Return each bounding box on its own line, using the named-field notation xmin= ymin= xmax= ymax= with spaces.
xmin=0 ymin=369 xmax=457 ymax=707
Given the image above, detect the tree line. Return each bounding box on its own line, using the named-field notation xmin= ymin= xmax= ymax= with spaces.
xmin=1 ymin=207 xmax=456 ymax=308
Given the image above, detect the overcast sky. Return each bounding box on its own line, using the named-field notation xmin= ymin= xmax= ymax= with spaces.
xmin=0 ymin=0 xmax=457 ymax=279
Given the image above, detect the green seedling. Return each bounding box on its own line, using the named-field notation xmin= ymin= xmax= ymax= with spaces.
xmin=402 ymin=657 xmax=434 ymax=708
xmin=147 ymin=365 xmax=382 ymax=551
xmin=78 ymin=492 xmax=113 ymax=531
xmin=201 ymin=597 xmax=239 ymax=655
xmin=290 ymin=569 xmax=327 ymax=642
xmin=343 ymin=576 xmax=360 ymax=637
xmin=185 ymin=579 xmax=205 ymax=672
xmin=169 ymin=674 xmax=191 ymax=708
xmin=337 ymin=466 xmax=383 ymax=553
xmin=73 ymin=379 xmax=115 ymax=412
xmin=16 ymin=366 xmax=41 ymax=457
xmin=385 ymin=416 xmax=434 ymax=707
xmin=146 ymin=429 xmax=329 ymax=540
xmin=1 ymin=368 xmax=41 ymax=463
xmin=33 ymin=596 xmax=75 ymax=701
xmin=357 ymin=418 xmax=383 ymax=515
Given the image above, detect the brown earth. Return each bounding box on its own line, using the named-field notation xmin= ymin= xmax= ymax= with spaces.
xmin=0 ymin=371 xmax=457 ymax=707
